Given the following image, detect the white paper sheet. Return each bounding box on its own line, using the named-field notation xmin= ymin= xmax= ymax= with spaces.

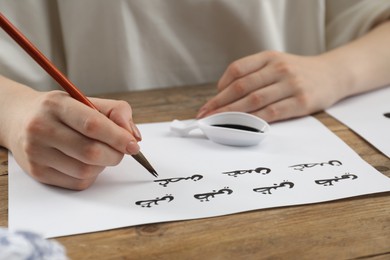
xmin=8 ymin=116 xmax=390 ymax=238
xmin=326 ymin=86 xmax=390 ymax=158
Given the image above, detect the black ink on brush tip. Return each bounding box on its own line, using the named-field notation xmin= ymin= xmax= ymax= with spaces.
xmin=211 ymin=124 xmax=263 ymax=133
xmin=384 ymin=112 xmax=390 ymax=119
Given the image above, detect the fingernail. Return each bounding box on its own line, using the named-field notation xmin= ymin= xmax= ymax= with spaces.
xmin=126 ymin=141 xmax=140 ymax=155
xmin=131 ymin=123 xmax=142 ymax=141
xmin=196 ymin=107 xmax=208 ymax=119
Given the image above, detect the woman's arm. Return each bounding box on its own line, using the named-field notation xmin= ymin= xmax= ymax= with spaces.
xmin=0 ymin=75 xmax=141 ymax=190
xmin=197 ymin=21 xmax=390 ymax=122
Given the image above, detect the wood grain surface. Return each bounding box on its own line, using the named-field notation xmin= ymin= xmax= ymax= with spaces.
xmin=1 ymin=84 xmax=389 ymax=259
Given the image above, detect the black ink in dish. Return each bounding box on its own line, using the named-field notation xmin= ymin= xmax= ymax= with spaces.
xmin=211 ymin=124 xmax=262 ymax=133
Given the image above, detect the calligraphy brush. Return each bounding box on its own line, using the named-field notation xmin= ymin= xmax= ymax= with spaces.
xmin=0 ymin=12 xmax=158 ymax=177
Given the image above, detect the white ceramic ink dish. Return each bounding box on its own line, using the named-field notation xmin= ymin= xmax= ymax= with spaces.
xmin=170 ymin=112 xmax=270 ymax=146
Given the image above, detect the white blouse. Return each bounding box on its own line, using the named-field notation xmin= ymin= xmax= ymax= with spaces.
xmin=1 ymin=0 xmax=389 ymax=95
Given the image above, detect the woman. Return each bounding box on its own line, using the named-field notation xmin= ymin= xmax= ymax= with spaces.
xmin=1 ymin=0 xmax=389 ymax=190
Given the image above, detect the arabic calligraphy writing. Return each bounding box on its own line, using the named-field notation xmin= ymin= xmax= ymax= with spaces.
xmin=135 ymin=195 xmax=174 ymax=208
xmin=194 ymin=187 xmax=233 ymax=202
xmin=154 ymin=174 xmax=203 ymax=187
xmin=222 ymin=167 xmax=271 ymax=177
xmin=253 ymin=181 xmax=294 ymax=194
xmin=314 ymin=173 xmax=358 ymax=186
xmin=289 ymin=160 xmax=342 ymax=171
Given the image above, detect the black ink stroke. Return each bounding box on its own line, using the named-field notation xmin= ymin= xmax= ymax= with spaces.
xmin=253 ymin=181 xmax=294 ymax=195
xmin=384 ymin=112 xmax=390 ymax=119
xmin=222 ymin=167 xmax=271 ymax=177
xmin=194 ymin=187 xmax=233 ymax=202
xmin=135 ymin=195 xmax=174 ymax=208
xmin=314 ymin=173 xmax=358 ymax=186
xmin=289 ymin=160 xmax=342 ymax=171
xmin=154 ymin=174 xmax=203 ymax=187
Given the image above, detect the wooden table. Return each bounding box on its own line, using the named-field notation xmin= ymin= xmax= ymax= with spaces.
xmin=1 ymin=84 xmax=389 ymax=259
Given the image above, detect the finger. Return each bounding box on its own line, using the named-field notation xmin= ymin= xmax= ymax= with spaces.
xmin=22 ymin=106 xmax=125 ymax=166
xmin=197 ymin=66 xmax=277 ymax=118
xmin=44 ymin=122 xmax=125 ymax=166
xmin=57 ymin=98 xmax=140 ymax=155
xmin=252 ymin=97 xmax=309 ymax=123
xmin=29 ymin=164 xmax=98 ymax=191
xmin=217 ymin=51 xmax=274 ymax=91
xmin=33 ymin=146 xmax=106 ymax=179
xmin=90 ymin=98 xmax=142 ymax=141
xmin=215 ymin=80 xmax=297 ymax=115
xmin=216 ymin=68 xmax=277 ymax=107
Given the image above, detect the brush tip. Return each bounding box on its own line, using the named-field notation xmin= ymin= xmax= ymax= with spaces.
xmin=153 ymin=171 xmax=158 ymax=178
xmin=149 ymin=168 xmax=158 ymax=178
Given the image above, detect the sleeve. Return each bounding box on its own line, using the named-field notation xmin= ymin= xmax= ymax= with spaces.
xmin=325 ymin=0 xmax=390 ymax=50
xmin=0 ymin=0 xmax=65 ymax=91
